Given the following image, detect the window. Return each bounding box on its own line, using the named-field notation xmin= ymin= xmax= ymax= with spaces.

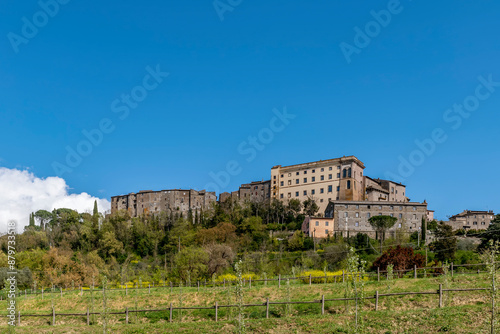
xmin=296 ymin=179 xmax=299 ymax=184
xmin=273 ymin=175 xmax=276 ymax=179
xmin=288 ymin=180 xmax=292 ymax=185
xmin=281 ymin=174 xmax=284 ymax=178
xmin=413 ymin=214 xmax=417 ymax=219
xmin=337 ymin=173 xmax=340 ymax=178
xmin=356 ymin=205 xmax=359 ymax=209
xmin=355 ymin=212 xmax=359 ymax=217
xmin=342 ymin=169 xmax=347 ymax=178
xmin=321 ymin=175 xmax=324 ymax=181
xmin=295 ymin=192 xmax=299 ymax=197
xmin=399 ymin=213 xmax=403 ymax=218
xmin=344 ymin=212 xmax=348 ymax=218
xmin=355 ymin=222 xmax=359 ymax=227
xmin=413 ymin=206 xmax=416 ymax=211
xmin=296 ymin=172 xmax=299 ymax=175
xmin=320 ymin=199 xmax=324 ymax=203
xmin=303 ymin=190 xmax=307 ymax=196
xmin=328 ymin=185 xmax=333 ymax=192
xmin=320 ymin=188 xmax=324 ymax=194
xmin=347 ymin=180 xmax=351 ymax=189
xmin=391 ymin=187 xmax=394 ymax=193
xmin=325 ymin=229 xmax=329 ymax=234
xmin=280 ymin=181 xmax=284 ymax=186
xmin=337 ymin=186 xmax=340 ymax=191
xmin=345 ymin=205 xmax=348 ymax=208
xmin=481 ymin=222 xmax=486 ymax=225
xmin=473 ymin=221 xmax=478 ymax=225
xmin=390 ymin=214 xmax=394 ymax=217
xmin=321 ymin=168 xmax=324 ymax=172
xmin=390 ymin=206 xmax=394 ymax=210
xmin=329 ymin=167 xmax=333 ymax=171
xmin=312 ymin=169 xmax=315 ymax=173
xmin=303 ymin=178 xmax=307 ymax=183
xmin=312 ymin=189 xmax=315 ymax=195
xmin=367 ymin=213 xmax=371 ymax=218
xmin=398 ymin=223 xmax=402 ymax=228
xmin=312 ymin=177 xmax=315 ymax=182
xmin=379 ymin=205 xmax=382 ymax=209
xmin=280 ymin=194 xmax=284 ymax=199
xmin=379 ymin=213 xmax=383 ymax=216
xmin=288 ymin=173 xmax=291 ymax=177
xmin=400 ymin=206 xmax=403 ymax=210
xmin=304 ymin=170 xmax=307 ymax=174
xmin=288 ymin=193 xmax=291 ymax=198
xmin=329 ymin=174 xmax=332 ymax=179
xmin=325 ymin=221 xmax=329 ymax=227
xmin=315 ymin=221 xmax=319 ymax=226
xmin=348 ymin=168 xmax=352 ymax=177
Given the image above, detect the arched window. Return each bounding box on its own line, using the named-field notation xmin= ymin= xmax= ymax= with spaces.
xmin=347 ymin=180 xmax=351 ymax=189
xmin=348 ymin=168 xmax=352 ymax=178
xmin=342 ymin=168 xmax=347 ymax=178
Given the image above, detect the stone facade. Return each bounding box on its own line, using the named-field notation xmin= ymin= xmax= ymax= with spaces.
xmin=445 ymin=210 xmax=495 ymax=230
xmin=111 ymin=189 xmax=216 ymax=217
xmin=301 ymin=216 xmax=335 ymax=238
xmin=270 ymin=155 xmax=409 ymax=213
xmin=219 ymin=180 xmax=271 ymax=204
xmin=324 ymin=200 xmax=428 ymax=238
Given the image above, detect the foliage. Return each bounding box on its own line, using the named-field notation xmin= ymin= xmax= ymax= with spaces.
xmin=372 ymin=245 xmax=425 ymax=275
xmin=430 ymin=222 xmax=457 ymax=263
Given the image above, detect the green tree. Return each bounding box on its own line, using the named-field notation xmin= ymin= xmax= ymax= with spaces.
xmin=479 ymin=215 xmax=500 ymax=250
xmin=93 ymin=200 xmax=98 ymax=217
xmin=368 ymin=215 xmax=397 ymax=253
xmin=303 ymin=198 xmax=319 ymax=217
xmin=430 ymin=221 xmax=457 ymax=263
xmin=174 ymin=246 xmax=209 ymax=281
xmin=287 ymin=230 xmax=305 ymax=251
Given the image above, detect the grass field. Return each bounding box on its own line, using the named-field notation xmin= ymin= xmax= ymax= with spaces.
xmin=0 ymin=272 xmax=494 ymax=333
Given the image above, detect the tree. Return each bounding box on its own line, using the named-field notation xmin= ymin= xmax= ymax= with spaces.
xmin=368 ymin=215 xmax=398 ymax=253
xmin=205 ymin=244 xmax=235 ymax=277
xmin=371 ymin=245 xmax=425 ymax=276
xmin=303 ymin=198 xmax=319 ymax=217
xmin=174 ymin=246 xmax=209 ymax=281
xmin=93 ymin=200 xmax=99 ymax=217
xmin=479 ymin=215 xmax=500 ymax=250
xmin=430 ymin=221 xmax=457 ymax=263
xmin=34 ymin=210 xmax=53 ymax=230
xmin=287 ymin=230 xmax=305 ymax=251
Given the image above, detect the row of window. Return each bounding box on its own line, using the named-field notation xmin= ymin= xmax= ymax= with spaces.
xmin=342 ymin=204 xmax=417 ymax=211
xmin=274 ymin=166 xmax=363 ymax=179
xmin=342 ymin=212 xmax=420 ymax=220
xmin=280 ymin=185 xmax=342 ymax=198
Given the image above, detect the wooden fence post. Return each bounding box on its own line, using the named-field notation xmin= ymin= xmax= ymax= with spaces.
xmin=249 ymin=277 xmax=252 ymax=288
xmin=42 ymin=288 xmax=43 ymax=300
xmin=197 ymin=281 xmax=200 ymax=293
xmin=18 ymin=310 xmax=20 ymax=326
xmin=377 ymin=267 xmax=380 ymax=282
xmin=215 ymin=301 xmax=218 ymax=322
xmin=321 ymin=295 xmax=325 ymax=315
xmin=126 ymin=285 xmax=128 ymax=296
xmin=439 ymin=284 xmax=443 ymax=308
xmin=126 ymin=307 xmax=129 ymax=324
xmin=170 ymin=281 xmax=173 ymax=293
xmin=169 ymin=303 xmax=173 ymax=322
xmin=52 ymin=307 xmax=56 ymax=326
xmin=279 ymin=274 xmax=281 ymax=288
xmin=87 ymin=308 xmax=90 ymax=325
xmin=266 ymin=298 xmax=270 ymax=318
xmin=375 ymin=291 xmax=379 ymax=311
xmin=451 ymin=262 xmax=454 ymax=278
xmin=414 ymin=265 xmax=417 ymax=279
xmin=309 ymin=274 xmax=312 ymax=286
xmin=81 ymin=285 xmax=83 ymax=296
xmin=342 ymin=270 xmax=345 ymax=283
xmin=60 ymin=287 xmax=62 ymax=297
xmin=148 ymin=284 xmax=151 ymax=294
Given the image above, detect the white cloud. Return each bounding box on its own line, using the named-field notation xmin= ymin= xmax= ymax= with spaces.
xmin=0 ymin=167 xmax=110 ymax=232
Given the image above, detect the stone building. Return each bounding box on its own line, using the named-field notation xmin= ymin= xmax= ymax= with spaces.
xmin=111 ymin=189 xmax=216 ymax=218
xmin=270 ymin=155 xmax=409 ymax=213
xmin=445 ymin=210 xmax=496 ymax=230
xmin=324 ymin=200 xmax=428 ymax=238
xmin=219 ymin=180 xmax=271 ymax=204
xmin=301 ymin=216 xmax=335 ymax=238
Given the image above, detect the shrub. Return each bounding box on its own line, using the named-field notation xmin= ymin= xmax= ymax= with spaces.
xmin=371 ymin=245 xmax=425 ymax=276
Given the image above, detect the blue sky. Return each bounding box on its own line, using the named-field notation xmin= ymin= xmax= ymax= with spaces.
xmin=1 ymin=0 xmax=499 ymax=221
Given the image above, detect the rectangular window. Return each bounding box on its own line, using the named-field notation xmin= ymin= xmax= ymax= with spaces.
xmin=280 ymin=194 xmax=284 ymax=199
xmin=355 ymin=212 xmax=359 ymax=217
xmin=321 ymin=168 xmax=324 ymax=172
xmin=312 ymin=169 xmax=315 ymax=173
xmin=398 ymin=223 xmax=402 ymax=228
xmin=325 ymin=229 xmax=329 ymax=234
xmin=347 ymin=180 xmax=351 ymax=189
xmin=399 ymin=213 xmax=403 ymax=218
xmin=321 ymin=175 xmax=324 ymax=181
xmin=303 ymin=190 xmax=307 ymax=196
xmin=296 ymin=179 xmax=299 ymax=184
xmin=280 ymin=181 xmax=284 ymax=186
xmin=329 ymin=174 xmax=332 ymax=179
xmin=320 ymin=199 xmax=324 ymax=202
xmin=295 ymin=192 xmax=299 ymax=197
xmin=328 ymin=185 xmax=333 ymax=192
xmin=344 ymin=212 xmax=348 ymax=218
xmin=337 ymin=186 xmax=340 ymax=191
xmin=337 ymin=173 xmax=340 ymax=178
xmin=296 ymin=172 xmax=299 ymax=176
xmin=288 ymin=180 xmax=292 ymax=185
xmin=413 ymin=214 xmax=417 ymax=219
xmin=315 ymin=221 xmax=319 ymax=226
xmin=304 ymin=170 xmax=307 ymax=174
xmin=355 ymin=222 xmax=359 ymax=227
xmin=312 ymin=177 xmax=315 ymax=182
xmin=325 ymin=221 xmax=329 ymax=227
xmin=312 ymin=189 xmax=315 ymax=195
xmin=329 ymin=167 xmax=333 ymax=170
xmin=320 ymin=188 xmax=324 ymax=194
xmin=390 ymin=214 xmax=394 ymax=217
xmin=367 ymin=213 xmax=371 ymax=218
xmin=304 ymin=178 xmax=307 ymax=183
